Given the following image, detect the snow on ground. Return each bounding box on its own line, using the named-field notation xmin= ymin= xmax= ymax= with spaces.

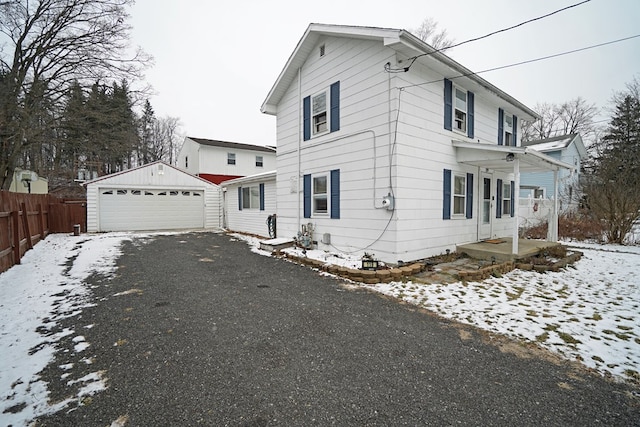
xmin=2 ymin=232 xmax=639 ymax=426
xmin=0 ymin=233 xmax=136 ymax=426
xmin=234 ymin=233 xmax=640 ymax=384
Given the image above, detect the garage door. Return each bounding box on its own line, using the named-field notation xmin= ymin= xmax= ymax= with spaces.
xmin=99 ymin=188 xmax=205 ymax=231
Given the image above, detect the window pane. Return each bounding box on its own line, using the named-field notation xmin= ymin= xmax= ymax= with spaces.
xmin=454 ymin=110 xmax=466 ymax=132
xmin=314 ymin=196 xmax=328 ymax=213
xmin=242 ymin=187 xmax=251 ymax=209
xmin=250 ymin=186 xmax=260 ymax=208
xmin=454 ymin=196 xmax=465 ymax=215
xmin=455 ymin=89 xmax=466 ymax=110
xmin=454 ymin=175 xmax=466 ymax=195
xmin=313 ymin=176 xmax=327 ymax=194
xmin=312 ymin=93 xmax=326 ymax=114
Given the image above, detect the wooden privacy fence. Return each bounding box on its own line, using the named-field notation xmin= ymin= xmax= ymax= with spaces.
xmin=0 ymin=191 xmax=86 ymax=274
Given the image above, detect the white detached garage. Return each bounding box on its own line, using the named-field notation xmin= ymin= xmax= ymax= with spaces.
xmin=86 ymin=161 xmax=222 ymax=232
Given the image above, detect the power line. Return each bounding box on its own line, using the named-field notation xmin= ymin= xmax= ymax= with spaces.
xmin=387 ymin=0 xmax=592 ymax=73
xmin=398 ymin=34 xmax=640 ymax=90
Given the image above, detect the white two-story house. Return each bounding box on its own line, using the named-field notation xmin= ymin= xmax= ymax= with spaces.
xmin=177 ymin=137 xmax=276 ymax=185
xmin=261 ymin=24 xmax=573 ymax=263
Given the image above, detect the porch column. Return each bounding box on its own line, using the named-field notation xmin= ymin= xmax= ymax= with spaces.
xmin=512 ymin=157 xmax=520 ymax=255
xmin=549 ymin=169 xmax=559 ymax=242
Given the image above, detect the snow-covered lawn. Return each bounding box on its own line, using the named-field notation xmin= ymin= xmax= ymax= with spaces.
xmin=1 ymin=232 xmax=638 ymax=426
xmin=240 ymin=235 xmax=640 ymax=384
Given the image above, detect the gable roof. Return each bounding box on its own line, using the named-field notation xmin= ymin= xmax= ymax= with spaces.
xmin=187 ymin=137 xmax=276 ymax=153
xmin=521 ymin=134 xmax=588 ymax=159
xmin=82 ymin=160 xmax=218 ymax=187
xmin=261 ymin=23 xmax=538 ymax=121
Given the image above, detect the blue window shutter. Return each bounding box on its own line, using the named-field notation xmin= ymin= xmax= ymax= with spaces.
xmin=330 ymin=81 xmax=340 ymax=133
xmin=510 ymin=180 xmax=515 ymax=217
xmin=444 ymin=79 xmax=452 ymax=131
xmin=496 ymin=179 xmax=503 ymax=218
xmin=443 ymin=169 xmax=451 ymax=219
xmin=303 ymin=174 xmax=311 ymax=218
xmin=259 ymin=183 xmax=265 ymax=211
xmin=513 ymin=115 xmax=518 ymax=146
xmin=330 ymin=169 xmax=340 ymax=219
xmin=238 ymin=187 xmax=242 ymax=211
xmin=466 ymin=172 xmax=474 ymax=219
xmin=303 ymin=96 xmax=311 ymax=141
xmin=467 ymin=91 xmax=474 ymax=139
xmin=498 ymin=108 xmax=504 ymax=145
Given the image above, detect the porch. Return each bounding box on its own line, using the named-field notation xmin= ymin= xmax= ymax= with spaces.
xmin=457 ymin=237 xmax=561 ymax=262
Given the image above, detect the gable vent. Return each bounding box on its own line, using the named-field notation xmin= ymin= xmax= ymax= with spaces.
xmin=319 ymin=44 xmax=325 ymax=57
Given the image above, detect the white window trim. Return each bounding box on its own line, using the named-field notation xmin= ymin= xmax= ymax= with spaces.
xmin=312 ymin=173 xmax=330 ymax=216
xmin=227 ymin=152 xmax=236 ymax=165
xmin=453 ymin=86 xmax=467 ymax=135
xmin=504 ymin=113 xmax=514 ymax=147
xmin=242 ymin=185 xmax=260 ymax=210
xmin=255 ymin=155 xmax=263 ymax=167
xmin=502 ymin=182 xmax=512 ymax=216
xmin=311 ymin=89 xmax=330 ymax=137
xmin=452 ymin=173 xmax=466 ymax=217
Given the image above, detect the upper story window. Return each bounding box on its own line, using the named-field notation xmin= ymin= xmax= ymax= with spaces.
xmin=303 ymin=81 xmax=340 ymax=141
xmin=312 ymin=91 xmax=328 ymax=135
xmin=444 ymin=78 xmax=474 ymax=138
xmin=454 ymin=88 xmax=467 ymax=133
xmin=227 ymin=153 xmax=236 ymax=165
xmin=256 ymin=155 xmax=263 ymax=167
xmin=498 ymin=108 xmax=518 ymax=146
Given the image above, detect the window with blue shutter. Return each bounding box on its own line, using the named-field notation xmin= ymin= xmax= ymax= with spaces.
xmin=303 ymin=174 xmax=311 ymax=218
xmin=498 ymin=108 xmax=504 ymax=145
xmin=513 ymin=116 xmax=518 ymax=146
xmin=443 ymin=169 xmax=452 ymax=219
xmin=303 ymin=96 xmax=311 ymax=141
xmin=466 ymin=173 xmax=474 ymax=219
xmin=238 ymin=187 xmax=243 ymax=211
xmin=259 ymin=183 xmax=265 ymax=211
xmin=496 ymin=179 xmax=503 ymax=218
xmin=444 ymin=79 xmax=453 ymax=131
xmin=330 ymin=81 xmax=340 ymax=133
xmin=330 ymin=169 xmax=340 ymax=219
xmin=467 ymin=92 xmax=474 ymax=139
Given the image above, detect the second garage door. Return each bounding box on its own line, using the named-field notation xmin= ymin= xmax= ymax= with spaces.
xmin=99 ymin=188 xmax=205 ymax=231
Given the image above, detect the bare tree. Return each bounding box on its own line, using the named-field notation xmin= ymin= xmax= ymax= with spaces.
xmin=0 ymin=0 xmax=151 ymax=189
xmin=410 ymin=17 xmax=455 ymax=50
xmin=521 ymin=97 xmax=599 ymax=143
xmin=148 ymin=116 xmax=182 ymax=164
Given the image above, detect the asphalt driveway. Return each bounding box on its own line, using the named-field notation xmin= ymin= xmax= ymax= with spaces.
xmin=36 ymin=232 xmax=639 ymax=426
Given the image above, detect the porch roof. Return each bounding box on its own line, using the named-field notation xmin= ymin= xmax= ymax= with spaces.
xmin=452 ymin=141 xmax=575 ymax=173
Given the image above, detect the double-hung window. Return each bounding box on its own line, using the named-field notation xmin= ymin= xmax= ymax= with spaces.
xmin=303 ymin=170 xmax=340 ymax=219
xmin=454 ymin=88 xmax=467 ymax=133
xmin=498 ymin=109 xmax=518 ymax=146
xmin=303 ymin=81 xmax=340 ymax=141
xmin=502 ymin=181 xmax=512 ymax=216
xmin=312 ymin=175 xmax=328 ymax=214
xmin=227 ymin=153 xmax=236 ymax=165
xmin=242 ymin=186 xmax=260 ymax=209
xmin=255 ymin=155 xmax=263 ymax=167
xmin=444 ymin=79 xmax=474 ymax=138
xmin=453 ymin=174 xmax=466 ymax=216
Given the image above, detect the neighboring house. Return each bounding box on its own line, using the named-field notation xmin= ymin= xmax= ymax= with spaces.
xmin=8 ymin=169 xmax=48 ymax=194
xmin=85 ymin=161 xmax=221 ymax=232
xmin=177 ymin=137 xmax=276 ymax=185
xmin=519 ymin=133 xmax=587 ymax=210
xmin=222 ymin=171 xmax=277 ymax=238
xmin=261 ymin=24 xmax=573 ymax=263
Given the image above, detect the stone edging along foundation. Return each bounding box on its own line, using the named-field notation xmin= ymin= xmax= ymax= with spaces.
xmin=279 ymin=250 xmax=584 ymax=285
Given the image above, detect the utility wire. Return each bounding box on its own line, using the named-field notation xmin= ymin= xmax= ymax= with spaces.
xmin=387 ymin=0 xmax=592 ymax=73
xmin=398 ymin=34 xmax=640 ymax=90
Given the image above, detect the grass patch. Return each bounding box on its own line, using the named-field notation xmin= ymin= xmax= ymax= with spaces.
xmin=557 ymin=331 xmax=581 ymax=345
xmin=506 ymin=286 xmax=525 ymax=301
xmin=526 ymin=310 xmax=538 ymax=317
xmin=592 ymin=355 xmax=604 ymax=363
xmin=590 ymin=312 xmax=603 ymax=321
xmin=544 ymin=324 xmax=559 ymax=332
xmin=624 ymin=370 xmax=640 ymax=382
xmin=535 ymin=332 xmax=549 ymax=343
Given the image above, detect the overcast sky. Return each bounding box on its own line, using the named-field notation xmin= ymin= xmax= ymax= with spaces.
xmin=129 ymin=0 xmax=640 ymax=147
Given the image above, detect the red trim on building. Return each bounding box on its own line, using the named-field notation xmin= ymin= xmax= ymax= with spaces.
xmin=198 ymin=174 xmax=244 ymax=185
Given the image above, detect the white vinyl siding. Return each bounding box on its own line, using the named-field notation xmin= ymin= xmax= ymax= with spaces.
xmin=224 ymin=174 xmax=276 ymax=238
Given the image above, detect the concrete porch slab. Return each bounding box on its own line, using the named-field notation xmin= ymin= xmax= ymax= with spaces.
xmin=457 ymin=238 xmax=560 ymax=262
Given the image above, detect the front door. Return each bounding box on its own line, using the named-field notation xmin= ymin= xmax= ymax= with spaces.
xmin=479 ymin=173 xmax=493 ymax=239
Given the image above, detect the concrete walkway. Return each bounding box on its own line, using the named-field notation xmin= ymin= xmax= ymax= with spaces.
xmin=35 ymin=232 xmax=639 ymax=426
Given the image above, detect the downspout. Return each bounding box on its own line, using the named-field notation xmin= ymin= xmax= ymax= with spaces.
xmin=297 ymin=67 xmax=302 ymax=233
